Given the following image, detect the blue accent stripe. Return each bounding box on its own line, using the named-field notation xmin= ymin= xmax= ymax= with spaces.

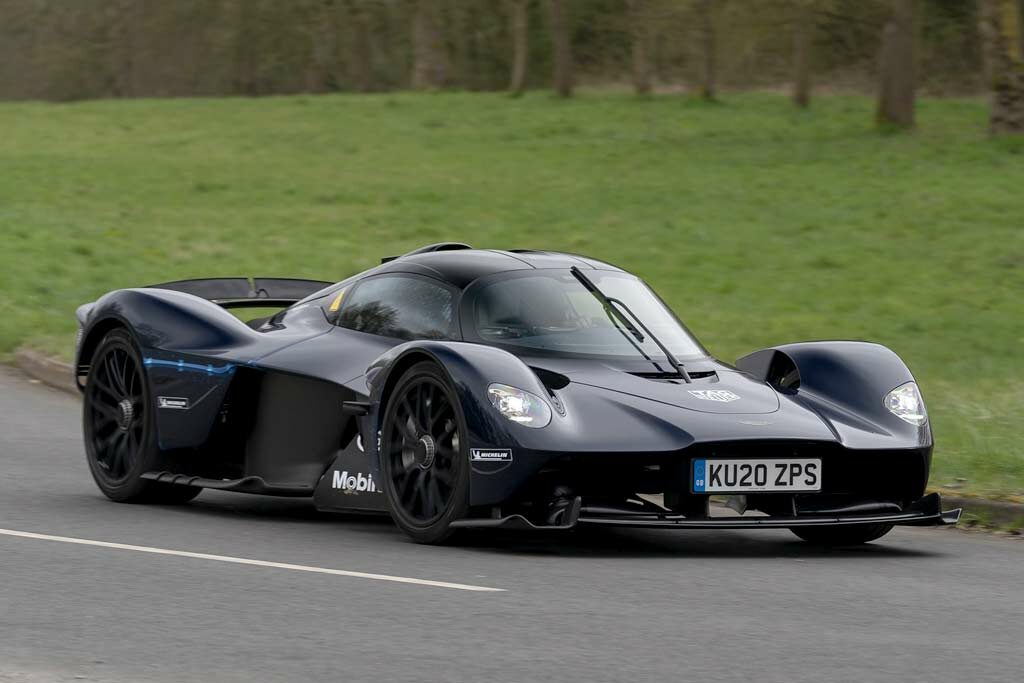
xmin=143 ymin=358 xmax=237 ymax=376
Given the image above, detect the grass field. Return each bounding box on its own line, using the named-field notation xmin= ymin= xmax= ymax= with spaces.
xmin=0 ymin=91 xmax=1021 ymax=497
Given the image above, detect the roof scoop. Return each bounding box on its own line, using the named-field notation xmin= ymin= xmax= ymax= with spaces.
xmin=381 ymin=242 xmax=473 ymax=264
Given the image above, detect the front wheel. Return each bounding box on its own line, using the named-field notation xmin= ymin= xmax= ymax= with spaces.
xmin=790 ymin=523 xmax=893 ymax=546
xmin=380 ymin=362 xmax=469 ymax=544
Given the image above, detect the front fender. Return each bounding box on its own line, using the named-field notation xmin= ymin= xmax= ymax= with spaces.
xmin=366 ymin=340 xmax=549 ymax=451
xmin=737 ymin=341 xmax=932 ymax=450
xmin=365 ymin=342 xmax=700 ymax=506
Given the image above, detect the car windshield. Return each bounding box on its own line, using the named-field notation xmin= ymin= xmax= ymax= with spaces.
xmin=466 ymin=270 xmax=706 ymax=361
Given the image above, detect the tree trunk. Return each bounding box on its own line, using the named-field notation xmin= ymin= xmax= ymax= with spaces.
xmin=698 ymin=0 xmax=716 ymax=100
xmin=344 ymin=0 xmax=374 ymax=93
xmin=412 ymin=0 xmax=450 ymax=90
xmin=508 ymin=0 xmax=528 ymax=96
xmin=626 ymin=0 xmax=652 ymax=95
xmin=233 ymin=0 xmax=258 ymax=95
xmin=546 ymin=0 xmax=573 ymax=97
xmin=981 ymin=0 xmax=1024 ymax=134
xmin=302 ymin=0 xmax=335 ymax=93
xmin=876 ymin=0 xmax=916 ymax=128
xmin=792 ymin=2 xmax=812 ymax=108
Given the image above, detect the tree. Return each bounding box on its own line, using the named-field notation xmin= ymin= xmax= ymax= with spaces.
xmin=876 ymin=0 xmax=916 ymax=128
xmin=508 ymin=0 xmax=529 ymax=95
xmin=792 ymin=0 xmax=814 ymax=108
xmin=626 ymin=0 xmax=653 ymax=95
xmin=412 ymin=0 xmax=450 ymax=89
xmin=697 ymin=0 xmax=716 ymax=100
xmin=980 ymin=0 xmax=1024 ymax=134
xmin=341 ymin=0 xmax=375 ymax=93
xmin=546 ymin=0 xmax=573 ymax=97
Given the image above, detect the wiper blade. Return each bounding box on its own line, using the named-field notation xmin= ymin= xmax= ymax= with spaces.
xmin=570 ymin=266 xmax=692 ymax=384
xmin=569 ymin=267 xmax=644 ymax=343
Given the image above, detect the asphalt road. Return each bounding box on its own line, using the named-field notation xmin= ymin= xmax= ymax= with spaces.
xmin=1 ymin=368 xmax=1022 ymax=683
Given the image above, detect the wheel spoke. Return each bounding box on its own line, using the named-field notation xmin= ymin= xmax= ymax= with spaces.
xmin=117 ymin=351 xmax=132 ymax=396
xmin=410 ymin=478 xmax=424 ymax=517
xmin=431 ymin=466 xmax=453 ymax=487
xmin=127 ymin=360 xmax=140 ymax=398
xmin=429 ymin=398 xmax=450 ymax=430
xmin=120 ymin=432 xmax=136 ymax=473
xmin=423 ymin=384 xmax=437 ymax=427
xmin=93 ymin=416 xmax=119 ymax=432
xmin=92 ymin=378 xmax=120 ymax=405
xmin=400 ymin=397 xmax=418 ymax=433
xmin=439 ymin=420 xmax=457 ymax=441
xmin=387 ymin=437 xmax=406 ymax=455
xmin=106 ymin=353 xmax=126 ymax=396
xmin=91 ymin=401 xmax=121 ymax=422
xmin=426 ymin=475 xmax=443 ymax=517
xmin=399 ymin=468 xmax=420 ymax=504
xmin=105 ymin=432 xmax=124 ymax=475
xmin=96 ymin=429 xmax=120 ymax=452
xmin=414 ymin=384 xmax=427 ymax=432
xmin=399 ymin=416 xmax=418 ymax=442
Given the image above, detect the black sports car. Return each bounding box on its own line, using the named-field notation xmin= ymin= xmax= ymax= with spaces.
xmin=75 ymin=243 xmax=960 ymax=544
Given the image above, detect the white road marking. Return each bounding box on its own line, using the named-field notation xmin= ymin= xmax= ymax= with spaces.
xmin=0 ymin=528 xmax=505 ymax=593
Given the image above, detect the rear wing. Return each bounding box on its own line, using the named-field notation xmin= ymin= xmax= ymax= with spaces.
xmin=145 ymin=277 xmax=334 ymax=308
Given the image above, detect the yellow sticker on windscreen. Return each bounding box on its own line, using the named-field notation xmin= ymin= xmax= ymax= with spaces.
xmin=329 ymin=288 xmax=347 ymax=312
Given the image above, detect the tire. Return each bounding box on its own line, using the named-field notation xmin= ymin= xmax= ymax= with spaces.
xmin=790 ymin=523 xmax=893 ymax=546
xmin=82 ymin=328 xmax=200 ymax=505
xmin=379 ymin=362 xmax=469 ymax=544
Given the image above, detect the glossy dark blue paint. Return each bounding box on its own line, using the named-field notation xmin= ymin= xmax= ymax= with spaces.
xmin=75 ymin=248 xmax=935 ymax=513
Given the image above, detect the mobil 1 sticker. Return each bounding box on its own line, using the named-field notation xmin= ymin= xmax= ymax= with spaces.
xmin=470 ymin=448 xmax=513 ymax=462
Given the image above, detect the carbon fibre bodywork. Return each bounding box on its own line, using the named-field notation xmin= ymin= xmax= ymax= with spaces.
xmin=74 ymin=245 xmax=959 ymax=532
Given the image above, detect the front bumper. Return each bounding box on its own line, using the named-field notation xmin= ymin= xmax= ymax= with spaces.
xmin=452 ymin=492 xmax=960 ymax=531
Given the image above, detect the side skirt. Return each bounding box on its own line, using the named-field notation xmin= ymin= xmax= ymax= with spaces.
xmin=140 ymin=471 xmax=313 ymax=497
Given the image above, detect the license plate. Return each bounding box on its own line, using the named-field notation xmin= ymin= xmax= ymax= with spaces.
xmin=692 ymin=458 xmax=821 ymax=493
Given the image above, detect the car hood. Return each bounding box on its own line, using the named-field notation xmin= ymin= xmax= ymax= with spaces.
xmin=541 ymin=361 xmax=781 ymax=415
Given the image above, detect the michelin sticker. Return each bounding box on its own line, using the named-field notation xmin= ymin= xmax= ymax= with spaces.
xmin=157 ymin=396 xmax=190 ymax=410
xmin=470 ymin=448 xmax=513 ymax=462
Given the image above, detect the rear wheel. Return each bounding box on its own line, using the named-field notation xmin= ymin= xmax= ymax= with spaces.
xmin=790 ymin=523 xmax=893 ymax=546
xmin=380 ymin=362 xmax=469 ymax=544
xmin=83 ymin=328 xmax=200 ymax=504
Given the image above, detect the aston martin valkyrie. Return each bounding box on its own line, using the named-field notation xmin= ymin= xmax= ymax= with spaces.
xmin=75 ymin=243 xmax=959 ymax=544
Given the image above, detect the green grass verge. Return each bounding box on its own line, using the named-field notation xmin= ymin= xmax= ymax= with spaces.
xmin=0 ymin=91 xmax=1021 ymax=496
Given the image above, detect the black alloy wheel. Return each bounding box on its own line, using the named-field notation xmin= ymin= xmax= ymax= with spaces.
xmin=87 ymin=337 xmax=145 ymax=482
xmin=83 ymin=328 xmax=199 ymax=504
xmin=381 ymin=362 xmax=469 ymax=543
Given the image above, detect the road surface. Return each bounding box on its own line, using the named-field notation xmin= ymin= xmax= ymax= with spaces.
xmin=0 ymin=367 xmax=1020 ymax=682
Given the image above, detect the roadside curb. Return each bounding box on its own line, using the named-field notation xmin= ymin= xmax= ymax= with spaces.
xmin=14 ymin=348 xmax=78 ymax=396
xmin=11 ymin=348 xmax=1024 ymax=528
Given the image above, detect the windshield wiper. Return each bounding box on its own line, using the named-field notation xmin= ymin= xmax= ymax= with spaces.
xmin=570 ymin=266 xmax=692 ymax=383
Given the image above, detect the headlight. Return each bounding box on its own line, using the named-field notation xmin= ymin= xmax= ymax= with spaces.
xmin=884 ymin=382 xmax=927 ymax=425
xmin=487 ymin=383 xmax=552 ymax=428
